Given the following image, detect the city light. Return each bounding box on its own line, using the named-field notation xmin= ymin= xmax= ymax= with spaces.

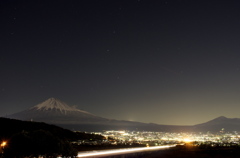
xmin=183 ymin=138 xmax=193 ymax=143
xmin=86 ymin=130 xmax=240 ymax=147
xmin=1 ymin=141 xmax=7 ymax=148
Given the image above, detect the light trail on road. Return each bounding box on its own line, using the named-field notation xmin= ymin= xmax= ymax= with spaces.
xmin=77 ymin=145 xmax=176 ymax=157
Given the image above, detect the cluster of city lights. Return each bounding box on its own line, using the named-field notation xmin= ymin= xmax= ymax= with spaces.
xmin=91 ymin=130 xmax=240 ymax=145
xmin=0 ymin=141 xmax=7 ymax=148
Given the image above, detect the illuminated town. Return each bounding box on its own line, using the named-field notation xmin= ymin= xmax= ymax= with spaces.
xmin=75 ymin=129 xmax=240 ymax=147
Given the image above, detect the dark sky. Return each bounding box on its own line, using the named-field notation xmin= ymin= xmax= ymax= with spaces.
xmin=1 ymin=0 xmax=240 ymax=125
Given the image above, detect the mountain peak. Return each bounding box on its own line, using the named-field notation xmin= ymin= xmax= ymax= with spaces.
xmin=30 ymin=98 xmax=79 ymax=113
xmin=195 ymin=116 xmax=229 ymax=127
xmin=215 ymin=116 xmax=227 ymax=120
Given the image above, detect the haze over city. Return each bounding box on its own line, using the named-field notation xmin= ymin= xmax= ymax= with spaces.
xmin=1 ymin=0 xmax=240 ymax=125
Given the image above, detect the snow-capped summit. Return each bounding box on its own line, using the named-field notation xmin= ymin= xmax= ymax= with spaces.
xmin=30 ymin=97 xmax=91 ymax=115
xmin=32 ymin=97 xmax=76 ymax=112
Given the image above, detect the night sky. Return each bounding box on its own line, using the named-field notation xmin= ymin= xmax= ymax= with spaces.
xmin=1 ymin=0 xmax=240 ymax=125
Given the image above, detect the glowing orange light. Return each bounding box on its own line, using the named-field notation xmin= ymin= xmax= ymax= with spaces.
xmin=1 ymin=141 xmax=7 ymax=147
xmin=183 ymin=138 xmax=192 ymax=143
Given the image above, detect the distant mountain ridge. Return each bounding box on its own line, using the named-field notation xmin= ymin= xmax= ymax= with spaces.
xmin=6 ymin=98 xmax=240 ymax=132
xmin=193 ymin=116 xmax=240 ymax=132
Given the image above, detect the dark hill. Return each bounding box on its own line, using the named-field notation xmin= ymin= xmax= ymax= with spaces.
xmin=0 ymin=117 xmax=106 ymax=157
xmin=0 ymin=117 xmax=104 ymax=140
xmin=0 ymin=117 xmax=76 ymax=140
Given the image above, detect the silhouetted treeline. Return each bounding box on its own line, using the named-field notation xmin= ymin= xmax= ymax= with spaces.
xmin=4 ymin=129 xmax=77 ymax=157
xmin=0 ymin=117 xmax=105 ymax=157
xmin=0 ymin=117 xmax=76 ymax=139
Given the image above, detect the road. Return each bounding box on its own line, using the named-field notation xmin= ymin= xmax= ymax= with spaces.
xmin=77 ymin=145 xmax=176 ymax=158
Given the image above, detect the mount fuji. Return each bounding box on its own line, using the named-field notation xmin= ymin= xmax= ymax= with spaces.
xmin=7 ymin=98 xmax=154 ymax=131
xmin=7 ymin=98 xmax=108 ymax=124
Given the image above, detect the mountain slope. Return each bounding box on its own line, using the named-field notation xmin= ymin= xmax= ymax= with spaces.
xmin=8 ymin=98 xmax=107 ymax=124
xmin=193 ymin=116 xmax=240 ymax=132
